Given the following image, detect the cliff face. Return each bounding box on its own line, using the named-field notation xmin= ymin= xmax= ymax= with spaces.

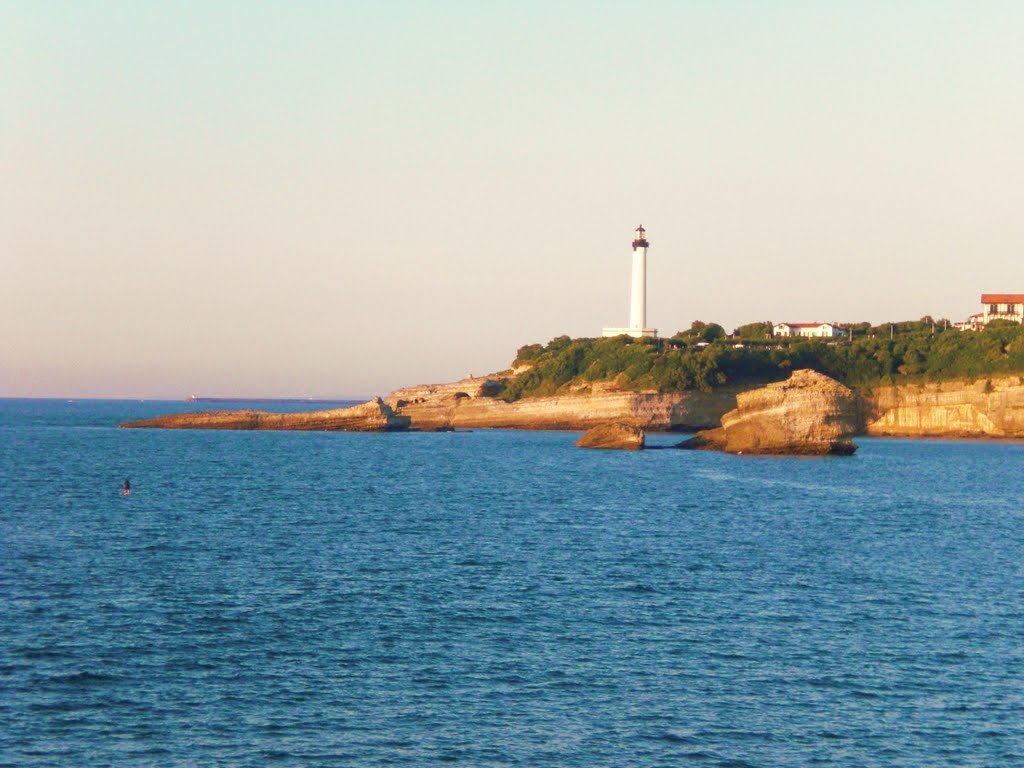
xmin=864 ymin=375 xmax=1024 ymax=438
xmin=382 ymin=371 xmax=1024 ymax=437
xmin=120 ymin=398 xmax=411 ymax=432
xmin=683 ymin=370 xmax=859 ymax=455
xmin=385 ymin=377 xmax=740 ymax=431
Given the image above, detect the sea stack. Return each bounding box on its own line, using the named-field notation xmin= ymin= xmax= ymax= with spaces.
xmin=679 ymin=369 xmax=860 ymax=455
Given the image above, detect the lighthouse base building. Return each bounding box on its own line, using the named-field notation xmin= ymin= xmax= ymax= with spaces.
xmin=603 ymin=327 xmax=658 ymax=338
xmin=603 ymin=225 xmax=658 ymax=339
xmin=602 ymin=325 xmax=658 ymax=339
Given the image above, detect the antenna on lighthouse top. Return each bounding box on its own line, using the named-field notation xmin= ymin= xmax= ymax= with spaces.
xmin=632 ymin=224 xmax=648 ymax=250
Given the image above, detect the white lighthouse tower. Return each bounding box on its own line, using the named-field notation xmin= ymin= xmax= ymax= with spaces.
xmin=603 ymin=225 xmax=658 ymax=339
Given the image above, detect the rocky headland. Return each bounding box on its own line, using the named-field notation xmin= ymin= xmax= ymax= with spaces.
xmin=679 ymin=369 xmax=860 ymax=455
xmin=120 ymin=397 xmax=410 ymax=432
xmin=120 ymin=366 xmax=1024 ymax=444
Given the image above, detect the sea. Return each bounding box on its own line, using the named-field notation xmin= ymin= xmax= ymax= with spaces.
xmin=1 ymin=398 xmax=1022 ymax=767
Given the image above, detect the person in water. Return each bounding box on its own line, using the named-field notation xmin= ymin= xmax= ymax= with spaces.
xmin=123 ymin=478 xmax=130 ymax=496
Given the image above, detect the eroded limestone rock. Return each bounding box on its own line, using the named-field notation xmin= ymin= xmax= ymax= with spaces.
xmin=385 ymin=376 xmax=739 ymax=432
xmin=865 ymin=375 xmax=1024 ymax=438
xmin=679 ymin=369 xmax=859 ymax=455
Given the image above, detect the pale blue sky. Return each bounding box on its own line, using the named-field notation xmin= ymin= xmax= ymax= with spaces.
xmin=3 ymin=2 xmax=1022 ymax=397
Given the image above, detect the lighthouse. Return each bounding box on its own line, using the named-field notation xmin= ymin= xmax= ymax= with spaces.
xmin=602 ymin=225 xmax=658 ymax=339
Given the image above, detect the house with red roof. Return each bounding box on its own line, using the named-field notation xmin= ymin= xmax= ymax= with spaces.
xmin=956 ymin=294 xmax=1024 ymax=330
xmin=981 ymin=294 xmax=1024 ymax=324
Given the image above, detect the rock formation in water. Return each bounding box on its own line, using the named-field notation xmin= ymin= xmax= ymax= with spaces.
xmin=575 ymin=423 xmax=645 ymax=450
xmin=679 ymin=369 xmax=859 ymax=455
xmin=120 ymin=397 xmax=411 ymax=432
xmin=385 ymin=376 xmax=739 ymax=431
xmin=864 ymin=375 xmax=1024 ymax=438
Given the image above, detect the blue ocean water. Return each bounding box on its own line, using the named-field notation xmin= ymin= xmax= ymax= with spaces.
xmin=1 ymin=398 xmax=1022 ymax=767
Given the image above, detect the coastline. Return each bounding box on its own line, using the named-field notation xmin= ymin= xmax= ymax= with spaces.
xmin=119 ymin=371 xmax=1024 ymax=441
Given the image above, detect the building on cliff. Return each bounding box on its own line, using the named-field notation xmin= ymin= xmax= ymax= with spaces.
xmin=955 ymin=294 xmax=1024 ymax=330
xmin=772 ymin=322 xmax=847 ymax=338
xmin=603 ymin=225 xmax=657 ymax=339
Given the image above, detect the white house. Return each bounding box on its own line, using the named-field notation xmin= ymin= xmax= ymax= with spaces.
xmin=773 ymin=322 xmax=847 ymax=338
xmin=954 ymin=313 xmax=985 ymax=332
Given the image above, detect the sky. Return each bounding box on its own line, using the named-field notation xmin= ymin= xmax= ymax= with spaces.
xmin=2 ymin=1 xmax=1022 ymax=398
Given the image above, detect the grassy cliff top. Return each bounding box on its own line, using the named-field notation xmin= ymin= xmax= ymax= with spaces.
xmin=497 ymin=320 xmax=1024 ymax=402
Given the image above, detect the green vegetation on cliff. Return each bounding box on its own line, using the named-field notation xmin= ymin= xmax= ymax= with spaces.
xmin=499 ymin=320 xmax=1024 ymax=402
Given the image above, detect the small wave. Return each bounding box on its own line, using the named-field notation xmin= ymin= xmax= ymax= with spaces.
xmin=807 ymin=676 xmax=848 ymax=689
xmin=850 ymin=689 xmax=883 ymax=699
xmin=49 ymin=671 xmax=120 ymax=686
xmin=127 ymin=542 xmax=176 ymax=553
xmin=162 ymin=658 xmax=219 ymax=672
xmin=621 ymin=583 xmax=661 ymax=594
xmin=706 ymin=651 xmax=749 ymax=661
xmin=28 ymin=701 xmax=88 ymax=714
xmin=260 ymin=749 xmax=294 ymax=762
xmin=18 ymin=648 xmax=69 ymax=661
xmin=131 ymin=747 xmax=172 ymax=757
xmin=655 ymin=730 xmax=700 ymax=745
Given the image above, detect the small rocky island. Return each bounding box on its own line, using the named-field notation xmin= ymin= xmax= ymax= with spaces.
xmin=575 ymin=423 xmax=646 ymax=450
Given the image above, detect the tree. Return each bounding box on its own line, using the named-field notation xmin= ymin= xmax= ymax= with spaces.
xmin=513 ymin=343 xmax=545 ymax=365
xmin=734 ymin=322 xmax=772 ymax=341
xmin=674 ymin=320 xmax=726 ymax=344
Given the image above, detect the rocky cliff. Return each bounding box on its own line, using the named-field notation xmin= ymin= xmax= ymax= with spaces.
xmin=681 ymin=370 xmax=859 ymax=455
xmin=385 ymin=376 xmax=740 ymax=431
xmin=120 ymin=398 xmax=411 ymax=432
xmin=864 ymin=375 xmax=1024 ymax=438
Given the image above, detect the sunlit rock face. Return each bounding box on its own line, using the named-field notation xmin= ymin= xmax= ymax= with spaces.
xmin=385 ymin=376 xmax=740 ymax=432
xmin=680 ymin=370 xmax=859 ymax=455
xmin=865 ymin=375 xmax=1024 ymax=438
